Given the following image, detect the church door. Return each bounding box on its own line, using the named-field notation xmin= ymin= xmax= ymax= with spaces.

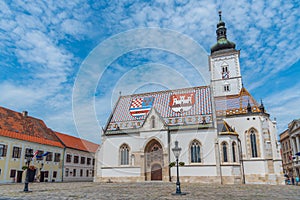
xmin=151 ymin=164 xmax=162 ymax=180
xmin=145 ymin=139 xmax=163 ymax=181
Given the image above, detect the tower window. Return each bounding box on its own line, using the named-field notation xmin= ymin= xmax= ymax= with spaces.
xmin=224 ymin=85 xmax=230 ymax=92
xmin=221 ymin=63 xmax=229 ymax=79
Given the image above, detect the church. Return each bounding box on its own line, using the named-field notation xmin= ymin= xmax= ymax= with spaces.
xmin=95 ymin=12 xmax=283 ymax=184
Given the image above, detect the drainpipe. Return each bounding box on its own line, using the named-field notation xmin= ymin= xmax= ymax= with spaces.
xmin=216 ymin=140 xmax=223 ymax=184
xmin=168 ymin=127 xmax=171 ymax=182
xmin=238 ymin=138 xmax=245 ymax=184
xmin=61 ymin=147 xmax=66 ymax=182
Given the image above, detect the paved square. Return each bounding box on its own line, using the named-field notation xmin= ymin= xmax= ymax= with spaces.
xmin=0 ymin=182 xmax=299 ymax=200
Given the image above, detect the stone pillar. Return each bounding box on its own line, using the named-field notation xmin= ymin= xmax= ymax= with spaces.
xmin=295 ymin=135 xmax=300 ymax=153
xmin=291 ymin=137 xmax=297 ymax=155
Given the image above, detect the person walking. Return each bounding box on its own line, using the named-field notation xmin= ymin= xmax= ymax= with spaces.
xmin=291 ymin=176 xmax=295 ymax=185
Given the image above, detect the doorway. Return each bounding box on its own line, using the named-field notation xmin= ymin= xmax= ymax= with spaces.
xmin=16 ymin=171 xmax=23 ymax=183
xmin=151 ymin=164 xmax=162 ymax=180
xmin=144 ymin=139 xmax=164 ymax=181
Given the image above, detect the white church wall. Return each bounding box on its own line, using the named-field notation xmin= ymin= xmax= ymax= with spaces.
xmin=171 ymin=166 xmax=217 ymax=176
xmin=170 ymin=128 xmax=217 ymax=165
xmin=102 ymin=167 xmax=140 ymax=177
xmin=243 ymin=161 xmax=266 ymax=174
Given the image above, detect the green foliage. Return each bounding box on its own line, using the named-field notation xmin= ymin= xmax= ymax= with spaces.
xmin=169 ymin=161 xmax=185 ymax=167
xmin=22 ymin=166 xmax=28 ymax=170
xmin=169 ymin=162 xmax=175 ymax=168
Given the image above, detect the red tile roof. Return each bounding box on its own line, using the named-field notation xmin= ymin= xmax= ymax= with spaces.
xmin=0 ymin=106 xmax=63 ymax=148
xmin=0 ymin=128 xmax=64 ymax=148
xmin=54 ymin=132 xmax=99 ymax=153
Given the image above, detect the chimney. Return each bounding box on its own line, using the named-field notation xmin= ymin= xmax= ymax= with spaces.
xmin=22 ymin=111 xmax=28 ymax=117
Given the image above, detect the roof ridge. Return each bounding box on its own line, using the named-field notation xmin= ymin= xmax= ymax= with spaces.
xmin=120 ymin=85 xmax=210 ymax=98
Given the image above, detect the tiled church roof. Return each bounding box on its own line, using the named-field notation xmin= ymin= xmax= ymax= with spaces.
xmin=106 ymin=86 xmax=213 ymax=131
xmin=214 ymin=87 xmax=261 ymax=117
xmin=0 ymin=106 xmax=63 ymax=147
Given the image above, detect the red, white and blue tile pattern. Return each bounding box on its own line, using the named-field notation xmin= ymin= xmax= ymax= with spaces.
xmin=107 ymin=86 xmax=212 ymax=131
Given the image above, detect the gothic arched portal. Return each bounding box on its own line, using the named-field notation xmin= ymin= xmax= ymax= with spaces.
xmin=144 ymin=139 xmax=163 ymax=181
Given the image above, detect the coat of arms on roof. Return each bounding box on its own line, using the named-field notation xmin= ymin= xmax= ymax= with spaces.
xmin=169 ymin=92 xmax=195 ymax=113
xmin=129 ymin=97 xmax=154 ymax=118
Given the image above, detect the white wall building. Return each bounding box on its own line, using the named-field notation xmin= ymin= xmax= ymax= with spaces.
xmin=55 ymin=132 xmax=99 ymax=182
xmin=95 ymin=12 xmax=283 ymax=184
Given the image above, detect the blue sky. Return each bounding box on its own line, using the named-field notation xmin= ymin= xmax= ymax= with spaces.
xmin=0 ymin=0 xmax=299 ymax=143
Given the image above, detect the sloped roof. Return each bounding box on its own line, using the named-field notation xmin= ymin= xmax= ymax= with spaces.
xmin=0 ymin=129 xmax=64 ymax=147
xmin=214 ymin=87 xmax=261 ymax=116
xmin=217 ymin=120 xmax=238 ymax=135
xmin=54 ymin=132 xmax=99 ymax=153
xmin=106 ymin=86 xmax=213 ymax=131
xmin=0 ymin=106 xmax=63 ymax=147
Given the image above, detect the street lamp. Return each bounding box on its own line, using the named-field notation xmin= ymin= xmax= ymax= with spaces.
xmin=172 ymin=140 xmax=186 ymax=195
xmin=24 ymin=151 xmax=34 ymax=192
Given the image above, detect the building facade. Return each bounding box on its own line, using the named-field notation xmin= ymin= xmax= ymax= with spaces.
xmin=95 ymin=12 xmax=283 ymax=184
xmin=0 ymin=108 xmax=64 ymax=184
xmin=279 ymin=129 xmax=293 ymax=177
xmin=55 ymin=132 xmax=98 ymax=182
xmin=0 ymin=106 xmax=99 ymax=184
xmin=288 ymin=119 xmax=300 ymax=177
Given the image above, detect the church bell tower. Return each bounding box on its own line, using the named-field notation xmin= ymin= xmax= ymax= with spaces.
xmin=209 ymin=11 xmax=242 ymax=97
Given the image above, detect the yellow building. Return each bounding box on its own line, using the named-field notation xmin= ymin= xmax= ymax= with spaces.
xmin=0 ymin=107 xmax=64 ymax=184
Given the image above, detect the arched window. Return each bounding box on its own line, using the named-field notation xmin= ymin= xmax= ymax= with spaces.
xmin=222 ymin=142 xmax=228 ymax=162
xmin=250 ymin=130 xmax=258 ymax=157
xmin=120 ymin=144 xmax=129 ymax=165
xmin=232 ymin=142 xmax=237 ymax=162
xmin=151 ymin=116 xmax=155 ymax=128
xmin=190 ymin=140 xmax=201 ymax=163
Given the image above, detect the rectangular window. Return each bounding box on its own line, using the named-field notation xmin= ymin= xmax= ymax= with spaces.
xmin=10 ymin=169 xmax=16 ymax=178
xmin=87 ymin=158 xmax=91 ymax=165
xmin=74 ymin=156 xmax=79 ymax=164
xmin=92 ymin=158 xmax=95 ymax=166
xmin=224 ymin=85 xmax=230 ymax=92
xmin=54 ymin=153 xmax=61 ymax=162
xmin=73 ymin=169 xmax=76 ymax=177
xmin=12 ymin=147 xmax=22 ymax=158
xmin=92 ymin=170 xmax=94 ymax=177
xmin=86 ymin=170 xmax=89 ymax=177
xmin=53 ymin=171 xmax=57 ymax=178
xmin=66 ymin=154 xmax=72 ymax=163
xmin=37 ymin=150 xmax=44 ymax=160
xmin=25 ymin=148 xmax=33 ymax=156
xmin=46 ymin=152 xmax=53 ymax=161
xmin=80 ymin=169 xmax=83 ymax=177
xmin=0 ymin=144 xmax=7 ymax=157
xmin=44 ymin=171 xmax=49 ymax=178
xmin=65 ymin=168 xmax=69 ymax=177
xmin=80 ymin=157 xmax=85 ymax=164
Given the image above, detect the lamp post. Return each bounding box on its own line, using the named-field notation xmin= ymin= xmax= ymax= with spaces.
xmin=24 ymin=151 xmax=34 ymax=192
xmin=172 ymin=141 xmax=186 ymax=195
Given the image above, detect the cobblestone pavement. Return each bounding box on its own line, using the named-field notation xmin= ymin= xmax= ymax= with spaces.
xmin=0 ymin=182 xmax=299 ymax=200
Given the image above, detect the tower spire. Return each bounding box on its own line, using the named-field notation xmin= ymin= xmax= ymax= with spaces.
xmin=211 ymin=11 xmax=236 ymax=54
xmin=219 ymin=10 xmax=222 ymax=21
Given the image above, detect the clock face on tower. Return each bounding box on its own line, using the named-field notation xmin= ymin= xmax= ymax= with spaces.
xmin=222 ymin=71 xmax=229 ymax=79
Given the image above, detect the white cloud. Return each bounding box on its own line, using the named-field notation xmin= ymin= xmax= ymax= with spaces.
xmin=0 ymin=0 xmax=299 ymax=142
